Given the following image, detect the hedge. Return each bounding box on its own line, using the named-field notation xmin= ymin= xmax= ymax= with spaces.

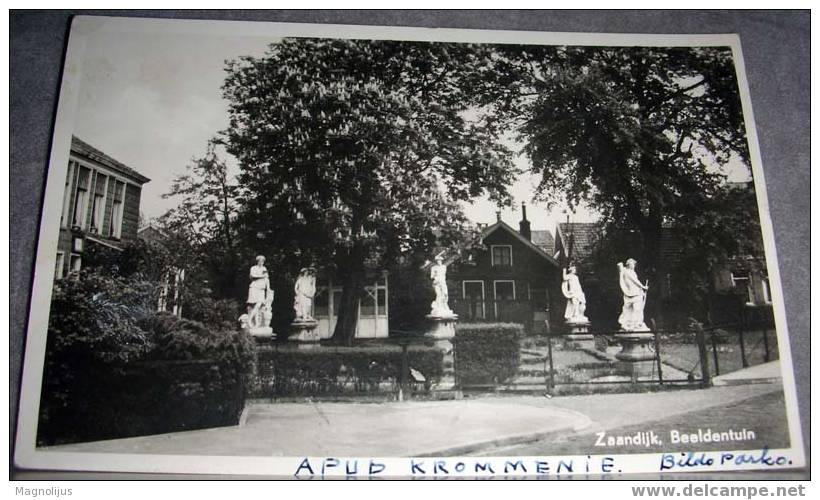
xmin=38 ymin=272 xmax=255 ymax=446
xmin=37 ymin=359 xmax=246 ymax=446
xmin=453 ymin=322 xmax=522 ymax=386
xmin=252 ymin=344 xmax=443 ymax=398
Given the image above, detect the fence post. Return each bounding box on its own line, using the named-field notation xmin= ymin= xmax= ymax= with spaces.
xmin=695 ymin=325 xmax=711 ymax=388
xmin=710 ymin=329 xmax=720 ymax=376
xmin=762 ymin=327 xmax=771 ymax=363
xmin=653 ymin=330 xmax=664 ymax=385
xmin=738 ymin=328 xmax=749 ymax=368
xmin=546 ymin=333 xmax=555 ymax=393
xmin=399 ymin=343 xmax=409 ymax=402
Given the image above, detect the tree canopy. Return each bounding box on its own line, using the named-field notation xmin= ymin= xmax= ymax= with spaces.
xmin=221 ymin=38 xmax=516 ymax=342
xmin=469 ymin=45 xmax=757 ymax=321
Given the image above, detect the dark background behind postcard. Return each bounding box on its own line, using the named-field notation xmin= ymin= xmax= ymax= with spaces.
xmin=10 ymin=10 xmax=810 ymax=476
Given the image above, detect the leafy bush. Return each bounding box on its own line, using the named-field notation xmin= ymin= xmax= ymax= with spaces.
xmin=253 ymin=344 xmax=443 ymax=398
xmin=182 ymin=296 xmax=242 ymax=330
xmin=45 ymin=269 xmax=157 ymax=364
xmin=453 ymin=322 xmax=522 ymax=386
xmin=37 ymin=271 xmax=254 ymax=446
xmin=139 ymin=313 xmax=254 ymax=365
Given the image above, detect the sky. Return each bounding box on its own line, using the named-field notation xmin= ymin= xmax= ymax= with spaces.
xmin=71 ymin=27 xmax=751 ymax=236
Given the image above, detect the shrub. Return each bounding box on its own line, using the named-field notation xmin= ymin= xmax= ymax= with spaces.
xmin=453 ymin=322 xmax=522 ymax=386
xmin=139 ymin=313 xmax=254 ymax=366
xmin=253 ymin=344 xmax=443 ymax=398
xmin=37 ymin=271 xmax=254 ymax=446
xmin=45 ymin=270 xmax=157 ymax=364
xmin=183 ymin=296 xmax=242 ymax=330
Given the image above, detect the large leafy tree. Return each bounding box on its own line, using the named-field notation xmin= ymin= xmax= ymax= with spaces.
xmin=222 ymin=38 xmax=515 ymax=344
xmin=471 ymin=45 xmax=755 ymax=320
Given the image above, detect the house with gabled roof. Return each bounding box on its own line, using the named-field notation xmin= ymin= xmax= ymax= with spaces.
xmin=446 ymin=204 xmax=563 ymax=333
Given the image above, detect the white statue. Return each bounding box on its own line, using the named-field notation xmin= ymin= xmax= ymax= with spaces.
xmin=246 ymin=255 xmax=273 ymax=329
xmin=293 ymin=267 xmax=317 ymax=321
xmin=617 ymin=258 xmax=649 ymax=331
xmin=562 ymin=265 xmax=588 ymax=324
xmin=430 ymin=255 xmax=454 ymax=317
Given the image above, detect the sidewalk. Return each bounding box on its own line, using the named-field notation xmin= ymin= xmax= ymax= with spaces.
xmin=712 ymin=360 xmax=782 ymax=386
xmin=47 ymin=381 xmax=784 ymax=458
xmin=48 ymin=399 xmax=589 ymax=457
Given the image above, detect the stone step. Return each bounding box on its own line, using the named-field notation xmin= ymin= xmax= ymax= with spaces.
xmin=508 ymin=375 xmax=550 ymax=385
xmin=496 ymin=384 xmax=549 ymax=394
xmin=520 ymin=356 xmax=548 ymax=366
xmin=516 ymin=367 xmax=555 ymax=377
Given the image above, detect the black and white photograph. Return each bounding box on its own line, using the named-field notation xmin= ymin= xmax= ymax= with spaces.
xmin=12 ymin=15 xmax=807 ymax=477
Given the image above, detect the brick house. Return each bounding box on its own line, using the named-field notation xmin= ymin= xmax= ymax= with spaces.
xmin=447 ymin=206 xmax=562 ymax=333
xmin=54 ymin=136 xmax=150 ymax=279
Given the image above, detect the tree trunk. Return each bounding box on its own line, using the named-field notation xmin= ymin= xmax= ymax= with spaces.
xmin=330 ymin=240 xmax=366 ymax=346
xmin=639 ymin=216 xmax=664 ymax=327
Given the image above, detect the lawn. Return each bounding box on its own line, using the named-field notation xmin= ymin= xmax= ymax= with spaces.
xmin=659 ymin=329 xmax=779 ymax=378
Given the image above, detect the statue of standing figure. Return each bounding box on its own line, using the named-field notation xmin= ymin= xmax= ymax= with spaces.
xmin=617 ymin=258 xmax=649 ymax=331
xmin=562 ymin=265 xmax=589 ymax=324
xmin=293 ymin=267 xmax=317 ymax=321
xmin=242 ymin=255 xmax=273 ymax=330
xmin=429 ymin=255 xmax=454 ymax=317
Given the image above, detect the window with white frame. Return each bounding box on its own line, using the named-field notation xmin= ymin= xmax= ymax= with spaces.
xmin=54 ymin=252 xmax=65 ymax=279
xmin=91 ymin=173 xmax=108 ymax=234
xmin=109 ymin=180 xmax=125 ymax=238
xmin=491 ymin=245 xmax=512 ymax=267
xmin=462 ymin=280 xmax=485 ymax=319
xmin=72 ymin=166 xmax=91 ymax=229
xmin=493 ymin=280 xmax=515 ymax=319
xmin=90 ymin=173 xmax=108 ymax=234
xmin=761 ymin=276 xmax=772 ymax=304
xmin=361 ymin=282 xmax=388 ymax=317
xmin=60 ymin=161 xmax=75 ymax=227
xmin=730 ymin=271 xmax=754 ymax=305
xmin=69 ymin=253 xmax=82 ymax=273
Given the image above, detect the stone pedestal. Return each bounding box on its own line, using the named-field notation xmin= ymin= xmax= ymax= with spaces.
xmin=426 ymin=314 xmax=460 ymax=397
xmin=615 ymin=332 xmax=657 ymax=380
xmin=247 ymin=326 xmax=275 ymax=343
xmin=564 ymin=321 xmax=593 ymax=349
xmin=289 ymin=318 xmax=320 ymax=349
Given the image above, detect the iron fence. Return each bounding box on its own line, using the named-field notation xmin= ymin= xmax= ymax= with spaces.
xmin=541 ymin=319 xmax=778 ymax=393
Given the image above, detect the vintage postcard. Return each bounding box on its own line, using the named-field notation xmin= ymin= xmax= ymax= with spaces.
xmin=14 ymin=16 xmax=805 ymax=477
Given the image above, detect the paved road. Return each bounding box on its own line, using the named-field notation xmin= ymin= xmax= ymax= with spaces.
xmin=47 ymin=381 xmax=786 ymax=458
xmin=471 ymin=382 xmax=787 ymax=456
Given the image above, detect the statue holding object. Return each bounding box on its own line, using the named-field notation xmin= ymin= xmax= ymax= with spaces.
xmin=561 ymin=265 xmax=589 ymax=324
xmin=293 ymin=267 xmax=317 ymax=321
xmin=241 ymin=255 xmax=274 ymax=334
xmin=429 ymin=255 xmax=455 ymax=318
xmin=617 ymin=258 xmax=649 ymax=332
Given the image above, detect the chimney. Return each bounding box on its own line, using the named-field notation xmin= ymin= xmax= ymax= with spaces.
xmin=496 ymin=210 xmax=502 ymax=222
xmin=519 ymin=202 xmax=531 ymax=241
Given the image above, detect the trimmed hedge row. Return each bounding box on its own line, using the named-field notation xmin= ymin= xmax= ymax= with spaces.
xmin=37 ymin=359 xmax=245 ymax=446
xmin=453 ymin=322 xmax=522 ymax=386
xmin=253 ymin=344 xmax=443 ymax=398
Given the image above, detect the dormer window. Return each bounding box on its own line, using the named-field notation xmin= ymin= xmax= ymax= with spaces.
xmin=491 ymin=245 xmax=512 ymax=267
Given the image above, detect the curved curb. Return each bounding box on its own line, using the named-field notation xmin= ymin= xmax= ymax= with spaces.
xmin=414 ymin=407 xmax=593 ymax=457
